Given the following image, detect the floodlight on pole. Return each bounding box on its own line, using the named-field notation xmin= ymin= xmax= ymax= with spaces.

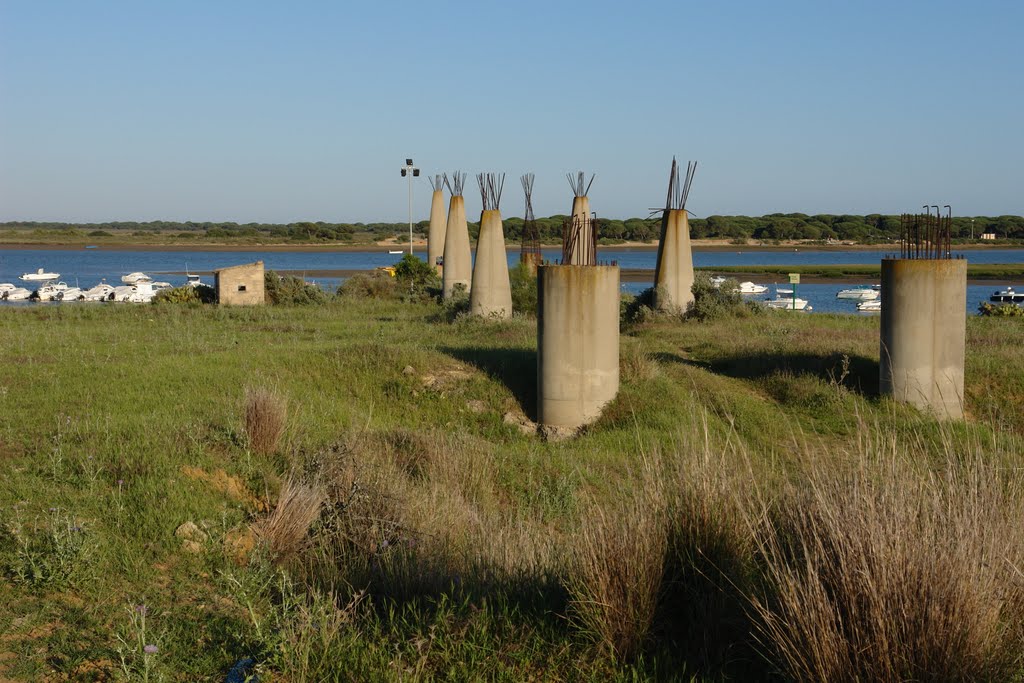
xmin=400 ymin=158 xmax=420 ymax=255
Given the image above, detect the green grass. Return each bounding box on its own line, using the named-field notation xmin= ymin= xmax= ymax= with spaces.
xmin=1 ymin=301 xmax=1022 ymax=680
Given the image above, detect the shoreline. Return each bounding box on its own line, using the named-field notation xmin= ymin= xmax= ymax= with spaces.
xmin=0 ymin=240 xmax=1019 ymax=253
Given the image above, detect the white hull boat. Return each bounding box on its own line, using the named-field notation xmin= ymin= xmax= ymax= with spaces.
xmin=34 ymin=282 xmax=69 ymax=301
xmin=121 ymin=272 xmax=151 ymax=284
xmin=857 ymin=299 xmax=882 ymax=312
xmin=0 ymin=283 xmax=16 ymax=296
xmin=709 ymin=275 xmax=728 ymax=288
xmin=837 ymin=287 xmax=879 ymax=300
xmin=3 ymin=287 xmax=31 ymax=301
xmin=739 ymin=281 xmax=768 ymax=295
xmin=125 ymin=281 xmax=157 ymax=303
xmin=59 ymin=287 xmax=84 ymax=301
xmin=20 ymin=268 xmax=60 ymax=282
xmin=82 ymin=283 xmax=115 ymax=301
xmin=990 ymin=287 xmax=1024 ymax=303
xmin=112 ymin=285 xmax=135 ymax=301
xmin=765 ymin=296 xmax=812 ymax=311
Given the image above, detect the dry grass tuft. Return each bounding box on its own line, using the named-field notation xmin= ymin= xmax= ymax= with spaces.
xmin=748 ymin=437 xmax=1024 ymax=682
xmin=244 ymin=386 xmax=288 ymax=455
xmin=567 ymin=461 xmax=669 ymax=661
xmin=255 ymin=477 xmax=325 ymax=560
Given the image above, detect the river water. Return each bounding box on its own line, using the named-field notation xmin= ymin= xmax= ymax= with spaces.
xmin=1 ymin=246 xmax=1021 ymax=315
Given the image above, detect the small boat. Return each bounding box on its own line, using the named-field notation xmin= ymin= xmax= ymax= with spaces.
xmin=185 ymin=274 xmax=208 ymax=288
xmin=20 ymin=268 xmax=60 ymax=282
xmin=121 ymin=272 xmax=152 ymax=284
xmin=3 ymin=287 xmax=31 ymax=301
xmin=388 ymin=249 xmax=404 ymax=254
xmin=990 ymin=287 xmax=1024 ymax=303
xmin=776 ymin=287 xmax=794 ymax=296
xmin=738 ymin=281 xmax=769 ymax=295
xmin=837 ymin=286 xmax=879 ymax=301
xmin=59 ymin=287 xmax=84 ymax=301
xmin=125 ymin=281 xmax=157 ymax=303
xmin=82 ymin=283 xmax=115 ymax=301
xmin=112 ymin=285 xmax=135 ymax=301
xmin=765 ymin=296 xmax=812 ymax=311
xmin=0 ymin=283 xmax=15 ymax=295
xmin=709 ymin=276 xmax=728 ymax=288
xmin=34 ymin=282 xmax=69 ymax=301
xmin=857 ymin=299 xmax=882 ymax=312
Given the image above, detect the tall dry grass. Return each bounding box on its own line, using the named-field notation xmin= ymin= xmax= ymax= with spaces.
xmin=244 ymin=386 xmax=288 ymax=455
xmin=566 ymin=460 xmax=669 ymax=661
xmin=746 ymin=430 xmax=1024 ymax=682
xmin=254 ymin=477 xmax=325 ymax=560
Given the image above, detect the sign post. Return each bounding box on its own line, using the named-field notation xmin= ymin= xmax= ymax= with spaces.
xmin=789 ymin=273 xmax=800 ymax=310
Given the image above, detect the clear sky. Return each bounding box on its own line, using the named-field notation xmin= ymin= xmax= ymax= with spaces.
xmin=1 ymin=0 xmax=1020 ymax=223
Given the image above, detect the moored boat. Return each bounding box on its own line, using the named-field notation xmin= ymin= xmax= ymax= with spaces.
xmin=3 ymin=287 xmax=31 ymax=301
xmin=33 ymin=282 xmax=69 ymax=301
xmin=738 ymin=281 xmax=769 ymax=295
xmin=990 ymin=287 xmax=1024 ymax=303
xmin=121 ymin=272 xmax=151 ymax=284
xmin=82 ymin=283 xmax=115 ymax=301
xmin=20 ymin=268 xmax=60 ymax=282
xmin=837 ymin=286 xmax=879 ymax=300
xmin=59 ymin=287 xmax=84 ymax=301
xmin=857 ymin=299 xmax=882 ymax=312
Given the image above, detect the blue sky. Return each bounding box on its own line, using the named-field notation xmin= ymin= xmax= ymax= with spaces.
xmin=1 ymin=0 xmax=1020 ymax=222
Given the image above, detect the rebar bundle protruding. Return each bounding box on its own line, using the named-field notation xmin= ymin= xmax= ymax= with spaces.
xmin=664 ymin=157 xmax=697 ymax=211
xmin=899 ymin=205 xmax=953 ymax=259
xmin=443 ymin=171 xmax=467 ymax=197
xmin=566 ymin=171 xmax=595 ymax=197
xmin=428 ymin=174 xmax=444 ymax=192
xmin=520 ymin=173 xmax=541 ymax=261
xmin=561 ymin=215 xmax=598 ymax=265
xmin=476 ymin=173 xmax=505 ymax=211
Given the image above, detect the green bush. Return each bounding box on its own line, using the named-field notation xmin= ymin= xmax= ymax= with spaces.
xmin=687 ymin=273 xmax=752 ymax=321
xmin=509 ymin=262 xmax=537 ymax=315
xmin=979 ymin=302 xmax=1024 ymax=317
xmin=153 ymin=285 xmax=215 ymax=305
xmin=622 ymin=288 xmax=658 ymax=325
xmin=393 ymin=254 xmax=441 ymax=299
xmin=265 ymin=271 xmax=329 ymax=305
xmin=87 ymin=230 xmax=112 ymax=237
xmin=338 ymin=272 xmax=399 ymax=299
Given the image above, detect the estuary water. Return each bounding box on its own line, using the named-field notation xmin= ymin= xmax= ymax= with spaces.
xmin=1 ymin=246 xmax=1021 ymax=315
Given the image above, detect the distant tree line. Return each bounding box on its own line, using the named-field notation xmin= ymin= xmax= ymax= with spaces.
xmin=3 ymin=214 xmax=1022 ymax=243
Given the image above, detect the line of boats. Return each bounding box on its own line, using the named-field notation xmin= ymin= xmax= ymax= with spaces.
xmin=1 ymin=269 xmax=209 ymax=303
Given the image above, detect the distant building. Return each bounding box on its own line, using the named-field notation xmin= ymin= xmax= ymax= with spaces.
xmin=981 ymin=233 xmax=997 ymax=240
xmin=214 ymin=261 xmax=265 ymax=305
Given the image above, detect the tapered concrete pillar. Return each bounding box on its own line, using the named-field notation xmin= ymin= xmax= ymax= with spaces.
xmin=537 ymin=264 xmax=620 ymax=431
xmin=567 ymin=195 xmax=593 ymax=265
xmin=654 ymin=209 xmax=695 ymax=311
xmin=442 ymin=174 xmax=472 ymax=299
xmin=427 ymin=186 xmax=446 ymax=276
xmin=880 ymin=258 xmax=967 ymax=420
xmin=470 ymin=209 xmax=513 ymax=317
xmin=521 ymin=252 xmax=541 ymax=276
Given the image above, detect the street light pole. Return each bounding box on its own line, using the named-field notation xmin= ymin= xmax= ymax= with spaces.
xmin=400 ymin=158 xmax=420 ymax=255
xmin=971 ymin=218 xmax=975 ymax=241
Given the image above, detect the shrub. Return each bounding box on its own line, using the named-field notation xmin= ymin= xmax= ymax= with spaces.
xmin=254 ymin=478 xmax=325 ymax=561
xmin=152 ymin=285 xmax=215 ymax=305
xmin=979 ymin=302 xmax=1024 ymax=316
xmin=265 ymin=271 xmax=328 ymax=305
xmin=88 ymin=229 xmax=112 ymax=237
xmin=687 ymin=273 xmax=750 ymax=321
xmin=509 ymin=262 xmax=537 ymax=315
xmin=621 ymin=288 xmax=658 ymax=325
xmin=392 ymin=254 xmax=440 ymax=299
xmin=337 ymin=272 xmax=398 ymax=300
xmin=244 ymin=387 xmax=288 ymax=456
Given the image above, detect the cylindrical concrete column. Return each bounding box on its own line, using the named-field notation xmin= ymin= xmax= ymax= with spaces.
xmin=427 ymin=189 xmax=446 ymax=276
xmin=470 ymin=209 xmax=513 ymax=318
xmin=521 ymin=252 xmax=541 ymax=276
xmin=567 ymin=195 xmax=592 ymax=265
xmin=537 ymin=264 xmax=620 ymax=430
xmin=442 ymin=195 xmax=472 ymax=298
xmin=880 ymin=258 xmax=966 ymax=420
xmin=653 ymin=209 xmax=695 ymax=312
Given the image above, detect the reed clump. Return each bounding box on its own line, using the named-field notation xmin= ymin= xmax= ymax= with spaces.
xmin=254 ymin=477 xmax=325 ymax=561
xmin=243 ymin=386 xmax=288 ymax=456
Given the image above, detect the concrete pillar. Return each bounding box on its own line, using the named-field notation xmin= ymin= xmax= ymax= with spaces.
xmin=427 ymin=189 xmax=446 ymax=276
xmin=521 ymin=252 xmax=541 ymax=276
xmin=442 ymin=195 xmax=472 ymax=298
xmin=566 ymin=195 xmax=593 ymax=265
xmin=653 ymin=209 xmax=695 ymax=312
xmin=880 ymin=258 xmax=967 ymax=420
xmin=537 ymin=264 xmax=620 ymax=430
xmin=470 ymin=209 xmax=513 ymax=318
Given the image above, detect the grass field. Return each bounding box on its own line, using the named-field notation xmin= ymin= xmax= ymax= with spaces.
xmin=1 ymin=299 xmax=1023 ymax=681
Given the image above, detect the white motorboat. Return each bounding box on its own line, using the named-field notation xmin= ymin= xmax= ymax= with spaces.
xmin=990 ymin=287 xmax=1024 ymax=303
xmin=125 ymin=281 xmax=157 ymax=303
xmin=709 ymin=275 xmax=728 ymax=288
xmin=59 ymin=287 xmax=84 ymax=301
xmin=0 ymin=283 xmax=16 ymax=294
xmin=34 ymin=282 xmax=69 ymax=301
xmin=121 ymin=272 xmax=152 ymax=284
xmin=3 ymin=287 xmax=31 ymax=301
xmin=20 ymin=268 xmax=60 ymax=282
xmin=857 ymin=299 xmax=882 ymax=312
xmin=185 ymin=274 xmax=206 ymax=288
xmin=738 ymin=281 xmax=769 ymax=295
xmin=112 ymin=285 xmax=135 ymax=301
xmin=82 ymin=283 xmax=115 ymax=301
xmin=836 ymin=286 xmax=879 ymax=300
xmin=765 ymin=296 xmax=812 ymax=311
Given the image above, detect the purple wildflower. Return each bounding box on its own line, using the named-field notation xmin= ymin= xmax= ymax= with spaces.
xmin=135 ymin=604 xmax=147 ymax=615
xmin=143 ymin=644 xmax=158 ymax=654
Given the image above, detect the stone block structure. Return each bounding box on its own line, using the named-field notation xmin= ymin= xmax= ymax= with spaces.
xmin=215 ymin=261 xmax=265 ymax=305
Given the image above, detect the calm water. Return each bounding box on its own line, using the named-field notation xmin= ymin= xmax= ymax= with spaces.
xmin=2 ymin=246 xmax=1021 ymax=315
